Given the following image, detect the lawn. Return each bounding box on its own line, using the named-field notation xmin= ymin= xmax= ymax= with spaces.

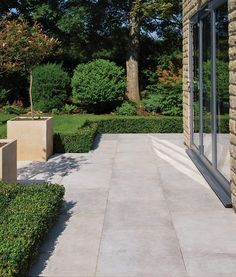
xmin=0 ymin=114 xmax=163 ymax=137
xmin=0 ymin=114 xmax=118 ymax=137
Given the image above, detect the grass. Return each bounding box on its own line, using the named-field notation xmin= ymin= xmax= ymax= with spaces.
xmin=0 ymin=124 xmax=6 ymax=139
xmin=0 ymin=114 xmax=160 ymax=137
xmin=0 ymin=114 xmax=88 ymax=137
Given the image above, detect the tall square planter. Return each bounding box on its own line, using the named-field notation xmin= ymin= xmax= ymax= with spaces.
xmin=0 ymin=139 xmax=17 ymax=183
xmin=7 ymin=117 xmax=53 ymax=161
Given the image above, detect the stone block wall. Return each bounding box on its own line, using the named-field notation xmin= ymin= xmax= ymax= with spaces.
xmin=229 ymin=0 xmax=236 ymax=208
xmin=183 ymin=0 xmax=208 ymax=147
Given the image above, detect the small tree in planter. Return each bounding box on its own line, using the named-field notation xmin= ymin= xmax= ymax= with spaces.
xmin=0 ymin=18 xmax=59 ymax=161
xmin=0 ymin=18 xmax=59 ymax=118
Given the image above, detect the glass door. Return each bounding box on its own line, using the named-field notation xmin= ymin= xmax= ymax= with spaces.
xmin=190 ymin=0 xmax=229 ymax=183
xmin=215 ymin=2 xmax=230 ymax=180
xmin=192 ymin=23 xmax=200 ymax=150
xmin=202 ymin=13 xmax=213 ymax=163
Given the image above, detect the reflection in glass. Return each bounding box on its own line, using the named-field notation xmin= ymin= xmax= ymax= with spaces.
xmin=216 ymin=3 xmax=230 ymax=180
xmin=202 ymin=14 xmax=212 ymax=162
xmin=193 ymin=24 xmax=200 ymax=148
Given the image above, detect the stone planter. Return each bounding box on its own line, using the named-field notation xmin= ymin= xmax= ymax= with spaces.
xmin=7 ymin=117 xmax=53 ymax=161
xmin=0 ymin=139 xmax=17 ymax=183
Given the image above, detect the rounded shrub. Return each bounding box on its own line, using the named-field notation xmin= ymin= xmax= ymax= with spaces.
xmin=71 ymin=59 xmax=126 ymax=113
xmin=32 ymin=63 xmax=70 ymax=112
xmin=116 ymin=101 xmax=137 ymax=116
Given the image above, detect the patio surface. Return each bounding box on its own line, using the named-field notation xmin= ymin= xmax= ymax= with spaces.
xmin=17 ymin=134 xmax=236 ymax=277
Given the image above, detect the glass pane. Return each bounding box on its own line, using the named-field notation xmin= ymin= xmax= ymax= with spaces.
xmin=216 ymin=3 xmax=230 ymax=180
xmin=202 ymin=14 xmax=212 ymax=162
xmin=193 ymin=23 xmax=200 ymax=148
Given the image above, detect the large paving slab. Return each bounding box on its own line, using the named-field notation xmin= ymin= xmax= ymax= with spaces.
xmin=17 ymin=134 xmax=236 ymax=277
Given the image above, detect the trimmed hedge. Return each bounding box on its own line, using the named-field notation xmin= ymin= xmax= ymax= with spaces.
xmin=54 ymin=122 xmax=98 ymax=153
xmin=53 ymin=116 xmax=183 ymax=153
xmin=93 ymin=116 xmax=183 ymax=134
xmin=0 ymin=182 xmax=65 ymax=277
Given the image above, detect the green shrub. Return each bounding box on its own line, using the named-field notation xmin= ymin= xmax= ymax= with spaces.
xmin=51 ymin=108 xmax=60 ymax=115
xmin=2 ymin=104 xmax=24 ymax=115
xmin=71 ymin=59 xmax=126 ymax=113
xmin=92 ymin=116 xmax=183 ymax=133
xmin=0 ymin=182 xmax=65 ymax=277
xmin=63 ymin=104 xmax=77 ymax=114
xmin=32 ymin=63 xmax=70 ymax=112
xmin=115 ymin=101 xmax=137 ymax=116
xmin=0 ymin=89 xmax=10 ymax=106
xmin=54 ymin=122 xmax=98 ymax=153
xmin=142 ymin=83 xmax=183 ymax=116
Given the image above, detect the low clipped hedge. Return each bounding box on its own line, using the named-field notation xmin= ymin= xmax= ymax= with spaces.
xmin=93 ymin=116 xmax=183 ymax=134
xmin=54 ymin=122 xmax=98 ymax=153
xmin=53 ymin=116 xmax=183 ymax=153
xmin=0 ymin=182 xmax=65 ymax=277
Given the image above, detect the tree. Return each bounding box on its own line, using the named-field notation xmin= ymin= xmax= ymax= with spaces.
xmin=0 ymin=18 xmax=58 ymax=118
xmin=126 ymin=0 xmax=179 ymax=101
xmin=0 ymin=0 xmax=182 ymax=103
xmin=76 ymin=0 xmax=181 ymax=101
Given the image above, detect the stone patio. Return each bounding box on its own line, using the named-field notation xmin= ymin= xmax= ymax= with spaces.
xmin=17 ymin=134 xmax=236 ymax=277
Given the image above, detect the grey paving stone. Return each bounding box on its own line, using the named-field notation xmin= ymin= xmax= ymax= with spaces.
xmin=171 ymin=210 xmax=236 ymax=255
xmin=29 ymin=215 xmax=104 ymax=277
xmin=96 ymin=228 xmax=187 ymax=277
xmin=22 ymin=134 xmax=236 ymax=277
xmin=184 ymin=253 xmax=236 ymax=277
xmin=64 ymin=188 xmax=108 ymax=216
xmin=103 ymin=199 xmax=171 ymax=230
xmin=108 ymin=181 xmax=164 ymax=202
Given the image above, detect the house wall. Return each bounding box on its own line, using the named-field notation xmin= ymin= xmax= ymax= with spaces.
xmin=229 ymin=0 xmax=236 ymax=208
xmin=182 ymin=0 xmax=236 ymax=208
xmin=183 ymin=0 xmax=208 ymax=148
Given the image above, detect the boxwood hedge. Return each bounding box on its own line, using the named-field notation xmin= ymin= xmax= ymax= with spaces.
xmin=53 ymin=116 xmax=183 ymax=153
xmin=93 ymin=116 xmax=183 ymax=134
xmin=54 ymin=122 xmax=98 ymax=153
xmin=0 ymin=182 xmax=65 ymax=277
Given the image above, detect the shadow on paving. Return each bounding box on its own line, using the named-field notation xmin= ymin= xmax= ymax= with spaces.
xmin=17 ymin=154 xmax=90 ymax=184
xmin=29 ymin=201 xmax=77 ymax=276
xmin=92 ymin=134 xmax=102 ymax=151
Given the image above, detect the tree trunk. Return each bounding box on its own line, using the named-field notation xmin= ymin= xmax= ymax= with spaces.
xmin=29 ymin=70 xmax=34 ymax=120
xmin=126 ymin=10 xmax=140 ymax=102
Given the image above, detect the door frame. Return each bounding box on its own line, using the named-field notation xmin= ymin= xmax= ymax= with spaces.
xmin=188 ymin=0 xmax=231 ymax=206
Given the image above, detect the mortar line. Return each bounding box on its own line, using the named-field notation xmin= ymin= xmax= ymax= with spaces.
xmin=94 ymin=135 xmax=120 ymax=277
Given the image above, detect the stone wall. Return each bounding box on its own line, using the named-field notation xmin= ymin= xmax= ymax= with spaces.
xmin=182 ymin=0 xmax=208 ymax=147
xmin=229 ymin=0 xmax=236 ymax=208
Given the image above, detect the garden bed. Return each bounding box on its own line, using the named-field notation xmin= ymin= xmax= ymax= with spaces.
xmin=0 ymin=182 xmax=65 ymax=277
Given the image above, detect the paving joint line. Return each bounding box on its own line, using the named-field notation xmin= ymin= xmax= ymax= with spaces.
xmin=94 ymin=135 xmax=119 ymax=277
xmin=148 ymin=134 xmax=189 ymax=277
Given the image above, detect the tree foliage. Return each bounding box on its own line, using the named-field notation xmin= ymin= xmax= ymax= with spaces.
xmin=0 ymin=18 xmax=58 ymax=74
xmin=0 ymin=0 xmax=182 ymax=106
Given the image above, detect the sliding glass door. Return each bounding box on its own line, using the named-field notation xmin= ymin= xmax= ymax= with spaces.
xmin=190 ymin=0 xmax=230 ymax=183
xmin=215 ymin=2 xmax=230 ymax=180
